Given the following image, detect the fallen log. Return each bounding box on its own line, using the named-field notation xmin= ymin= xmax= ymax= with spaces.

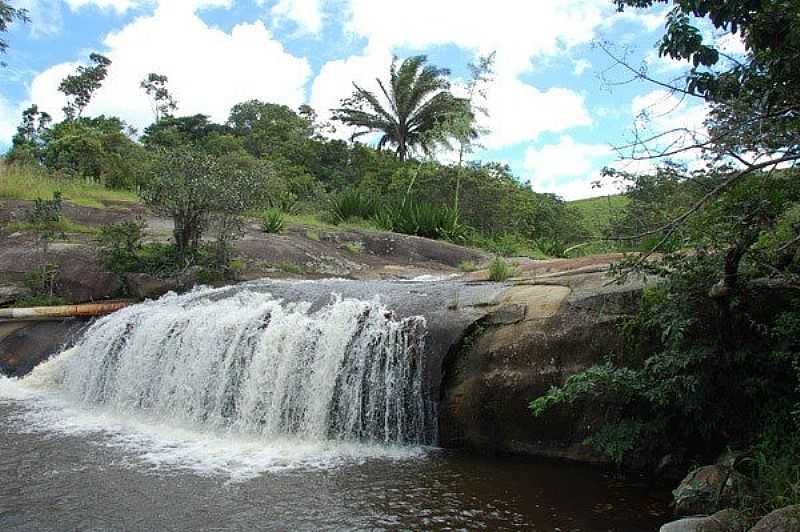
xmin=0 ymin=301 xmax=131 ymax=320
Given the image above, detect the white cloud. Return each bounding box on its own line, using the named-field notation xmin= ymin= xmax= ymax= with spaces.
xmin=21 ymin=1 xmax=311 ymax=135
xmin=523 ymin=135 xmax=616 ymax=199
xmin=13 ymin=0 xmax=64 ymax=37
xmin=573 ymin=59 xmax=591 ymax=76
xmin=268 ymin=0 xmax=324 ymax=34
xmin=630 ymin=89 xmax=709 ymax=162
xmin=64 ymin=0 xmax=146 ymax=12
xmin=344 ymin=0 xmax=611 ymax=76
xmin=481 ymin=76 xmax=591 ymax=149
xmin=0 ymin=95 xmax=22 ymax=142
xmin=309 ymin=47 xmax=393 ymax=140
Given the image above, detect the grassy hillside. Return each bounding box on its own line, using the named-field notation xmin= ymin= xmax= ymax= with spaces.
xmin=570 ymin=194 xmax=629 ymax=237
xmin=0 ymin=164 xmax=137 ymax=208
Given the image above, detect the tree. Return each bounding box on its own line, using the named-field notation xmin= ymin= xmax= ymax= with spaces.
xmin=0 ymin=1 xmax=29 ymax=64
xmin=140 ymin=73 xmax=178 ymax=121
xmin=455 ymin=52 xmax=495 ymax=166
xmin=7 ymin=104 xmax=51 ymax=164
xmin=140 ymin=149 xmax=270 ymax=264
xmin=332 ymin=55 xmax=470 ymax=162
xmin=58 ymin=53 xmax=112 ymax=120
xmin=227 ymin=100 xmax=313 ymax=159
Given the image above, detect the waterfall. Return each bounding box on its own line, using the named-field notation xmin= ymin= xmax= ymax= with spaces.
xmin=52 ymin=286 xmax=436 ymax=446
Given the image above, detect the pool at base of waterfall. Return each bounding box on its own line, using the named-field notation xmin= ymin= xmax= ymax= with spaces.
xmin=0 ymin=283 xmax=671 ymax=530
xmin=0 ymin=387 xmax=669 ymax=532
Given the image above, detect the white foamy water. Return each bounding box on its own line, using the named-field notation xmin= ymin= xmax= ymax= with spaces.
xmin=0 ymin=286 xmax=436 ymax=479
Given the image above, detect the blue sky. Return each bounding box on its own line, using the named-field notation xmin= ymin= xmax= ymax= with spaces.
xmin=0 ymin=0 xmax=745 ymax=199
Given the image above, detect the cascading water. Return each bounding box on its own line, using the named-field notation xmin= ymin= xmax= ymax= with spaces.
xmin=49 ymin=286 xmax=436 ymax=446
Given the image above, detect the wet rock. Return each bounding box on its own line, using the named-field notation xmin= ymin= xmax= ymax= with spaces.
xmin=0 ymin=319 xmax=88 ymax=377
xmin=0 ymin=241 xmax=119 ymax=303
xmin=673 ymin=465 xmax=749 ymax=516
xmin=0 ymin=284 xmax=31 ymax=306
xmin=123 ymin=273 xmax=180 ymax=300
xmin=750 ymin=505 xmax=800 ymax=532
xmin=659 ymin=509 xmax=745 ymax=532
xmin=439 ymin=273 xmax=645 ymax=462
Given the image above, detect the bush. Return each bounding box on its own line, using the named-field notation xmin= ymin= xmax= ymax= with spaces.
xmin=488 ymin=256 xmax=516 ymax=282
xmin=330 ymin=188 xmax=376 ymax=224
xmin=465 ymin=232 xmax=545 ymax=258
xmin=96 ymin=219 xmax=146 ymax=274
xmin=140 ymin=149 xmax=271 ymax=266
xmin=535 ymin=238 xmax=568 ymax=258
xmin=375 ymin=199 xmax=468 ymax=242
xmin=258 ymin=209 xmax=285 ymax=234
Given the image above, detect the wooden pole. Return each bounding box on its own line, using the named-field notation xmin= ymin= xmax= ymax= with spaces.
xmin=0 ymin=301 xmax=131 ymax=320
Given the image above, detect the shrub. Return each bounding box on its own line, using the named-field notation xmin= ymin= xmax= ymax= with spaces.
xmin=488 ymin=256 xmax=516 ymax=282
xmin=140 ymin=149 xmax=270 ymax=266
xmin=375 ymin=199 xmax=468 ymax=242
xmin=458 ymin=260 xmax=478 ymax=272
xmin=330 ymin=188 xmax=375 ymax=224
xmin=96 ymin=219 xmax=147 ymax=274
xmin=535 ymin=238 xmax=568 ymax=258
xmin=258 ymin=209 xmax=285 ymax=234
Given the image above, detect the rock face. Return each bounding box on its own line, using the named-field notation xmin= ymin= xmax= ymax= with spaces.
xmin=751 ymin=505 xmax=800 ymax=532
xmin=660 ymin=510 xmax=746 ymax=532
xmin=439 ymin=267 xmax=644 ymax=462
xmin=673 ymin=465 xmax=749 ymax=516
xmin=0 ymin=319 xmax=88 ymax=377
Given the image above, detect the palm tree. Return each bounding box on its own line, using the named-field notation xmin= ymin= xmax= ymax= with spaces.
xmin=333 ymin=55 xmax=472 ymax=162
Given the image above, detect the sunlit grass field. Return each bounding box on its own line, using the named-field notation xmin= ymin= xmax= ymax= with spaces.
xmin=0 ymin=164 xmax=137 ymax=208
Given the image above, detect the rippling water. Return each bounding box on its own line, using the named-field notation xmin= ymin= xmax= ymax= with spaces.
xmin=0 ymin=396 xmax=669 ymax=531
xmin=0 ymin=283 xmax=670 ymax=530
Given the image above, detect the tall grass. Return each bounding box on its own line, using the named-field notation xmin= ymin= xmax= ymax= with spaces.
xmin=0 ymin=163 xmax=137 ymax=208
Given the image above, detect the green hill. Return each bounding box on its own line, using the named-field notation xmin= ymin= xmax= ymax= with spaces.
xmin=570 ymin=195 xmax=629 ymax=237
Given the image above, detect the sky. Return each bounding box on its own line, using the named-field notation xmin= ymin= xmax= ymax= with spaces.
xmin=0 ymin=0 xmax=747 ymax=199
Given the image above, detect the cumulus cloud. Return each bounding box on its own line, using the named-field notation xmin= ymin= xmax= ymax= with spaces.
xmin=573 ymin=59 xmax=592 ymax=76
xmin=523 ymin=135 xmax=616 ymax=199
xmin=629 ymin=89 xmax=709 ymax=163
xmin=481 ymin=76 xmax=591 ymax=149
xmin=19 ymin=1 xmax=311 ymax=136
xmin=267 ymin=0 xmax=325 ymax=34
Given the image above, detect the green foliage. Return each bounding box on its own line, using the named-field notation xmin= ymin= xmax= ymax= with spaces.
xmin=535 ymin=238 xmax=568 ymax=258
xmin=58 ymin=53 xmax=111 ymax=120
xmin=96 ymin=219 xmax=147 ymax=274
xmin=330 ymin=188 xmax=375 ymax=224
xmin=487 ymin=256 xmax=517 ymax=282
xmin=8 ymin=295 xmax=66 ymax=308
xmin=376 ymin=199 xmax=467 ymax=242
xmin=0 ymin=163 xmax=137 ymax=207
xmin=258 ymin=209 xmax=285 ymax=234
xmin=140 ymin=73 xmax=177 ymax=121
xmin=458 ymin=260 xmax=478 ymax=272
xmin=464 ymin=232 xmax=547 ymax=259
xmin=333 ymin=55 xmax=470 ymax=161
xmin=140 ymin=148 xmax=271 ymax=264
xmin=41 ymin=116 xmax=147 ymax=189
xmin=741 ymin=420 xmax=800 ymax=515
xmin=569 ymin=195 xmax=629 ymax=238
xmin=0 ymin=1 xmax=29 ymax=59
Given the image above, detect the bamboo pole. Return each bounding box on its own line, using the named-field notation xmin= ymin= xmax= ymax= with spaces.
xmin=0 ymin=301 xmax=131 ymax=320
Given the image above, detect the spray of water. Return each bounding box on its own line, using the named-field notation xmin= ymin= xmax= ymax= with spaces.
xmin=50 ymin=287 xmax=436 ymax=446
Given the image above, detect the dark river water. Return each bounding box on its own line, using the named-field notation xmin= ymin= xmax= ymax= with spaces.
xmin=0 ymin=396 xmax=669 ymax=531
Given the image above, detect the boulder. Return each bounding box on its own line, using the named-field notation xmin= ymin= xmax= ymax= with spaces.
xmin=0 ymin=239 xmax=119 ymax=303
xmin=438 ymin=271 xmax=646 ymax=462
xmin=0 ymin=319 xmax=88 ymax=377
xmin=750 ymin=505 xmax=800 ymax=532
xmin=659 ymin=510 xmax=745 ymax=532
xmin=673 ymin=465 xmax=749 ymax=516
xmin=123 ymin=272 xmax=180 ymax=300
